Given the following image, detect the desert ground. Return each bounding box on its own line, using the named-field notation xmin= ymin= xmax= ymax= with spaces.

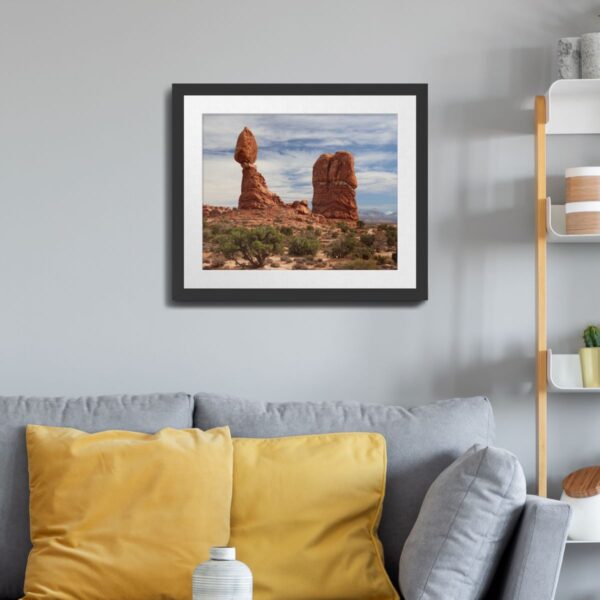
xmin=202 ymin=206 xmax=398 ymax=271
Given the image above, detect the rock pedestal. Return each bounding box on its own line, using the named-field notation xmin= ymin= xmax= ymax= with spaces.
xmin=234 ymin=127 xmax=282 ymax=210
xmin=312 ymin=151 xmax=358 ymax=221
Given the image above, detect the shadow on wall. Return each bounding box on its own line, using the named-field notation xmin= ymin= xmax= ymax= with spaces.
xmin=431 ymin=350 xmax=535 ymax=403
xmin=437 ymin=47 xmax=551 ymax=138
xmin=164 ymin=90 xmax=173 ymax=307
xmin=426 ymin=45 xmax=552 ymax=407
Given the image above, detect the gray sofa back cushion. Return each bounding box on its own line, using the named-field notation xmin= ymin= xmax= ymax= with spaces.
xmin=0 ymin=393 xmax=193 ymax=600
xmin=193 ymin=393 xmax=494 ymax=588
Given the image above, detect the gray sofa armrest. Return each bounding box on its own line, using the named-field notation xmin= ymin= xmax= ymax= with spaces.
xmin=489 ymin=495 xmax=571 ymax=600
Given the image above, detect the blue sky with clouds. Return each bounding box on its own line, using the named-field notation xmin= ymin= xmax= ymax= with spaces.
xmin=203 ymin=114 xmax=398 ymax=216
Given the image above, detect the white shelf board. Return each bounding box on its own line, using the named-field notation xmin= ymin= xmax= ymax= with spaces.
xmin=566 ymin=539 xmax=600 ymax=544
xmin=546 ymin=79 xmax=600 ymax=135
xmin=546 ymin=197 xmax=600 ymax=243
xmin=548 ymin=349 xmax=600 ymax=393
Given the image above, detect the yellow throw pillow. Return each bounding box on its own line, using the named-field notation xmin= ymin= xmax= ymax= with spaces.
xmin=230 ymin=433 xmax=399 ymax=600
xmin=23 ymin=425 xmax=233 ymax=600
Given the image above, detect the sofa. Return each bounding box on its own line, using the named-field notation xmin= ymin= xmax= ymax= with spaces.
xmin=0 ymin=393 xmax=570 ymax=600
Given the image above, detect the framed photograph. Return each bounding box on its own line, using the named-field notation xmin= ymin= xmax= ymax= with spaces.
xmin=172 ymin=84 xmax=427 ymax=303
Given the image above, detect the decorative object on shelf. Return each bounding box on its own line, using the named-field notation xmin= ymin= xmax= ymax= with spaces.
xmin=582 ymin=32 xmax=600 ymax=79
xmin=565 ymin=167 xmax=600 ymax=234
xmin=561 ymin=466 xmax=600 ymax=541
xmin=558 ymin=37 xmax=582 ymax=79
xmin=580 ymin=325 xmax=600 ymax=387
xmin=193 ymin=547 xmax=252 ymax=600
xmin=171 ymin=84 xmax=428 ymax=304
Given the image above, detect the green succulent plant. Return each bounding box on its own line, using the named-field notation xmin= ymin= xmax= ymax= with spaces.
xmin=583 ymin=325 xmax=600 ymax=347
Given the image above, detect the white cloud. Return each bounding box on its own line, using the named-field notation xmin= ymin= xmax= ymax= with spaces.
xmin=202 ymin=114 xmax=398 ymax=206
xmin=203 ymin=114 xmax=397 ymax=153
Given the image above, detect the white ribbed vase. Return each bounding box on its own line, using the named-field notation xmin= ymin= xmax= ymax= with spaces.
xmin=193 ymin=547 xmax=252 ymax=600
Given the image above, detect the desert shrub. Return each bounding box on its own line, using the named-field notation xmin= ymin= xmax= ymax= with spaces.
xmin=279 ymin=226 xmax=293 ymax=236
xmin=334 ymin=259 xmax=380 ymax=270
xmin=360 ymin=233 xmax=375 ymax=247
xmin=378 ymin=224 xmax=397 ymax=248
xmin=353 ymin=244 xmax=374 ymax=260
xmin=357 ymin=220 xmax=365 ymax=229
xmin=216 ymin=226 xmax=283 ymax=268
xmin=210 ymin=256 xmax=226 ymax=269
xmin=339 ymin=222 xmax=350 ymax=233
xmin=306 ymin=224 xmax=314 ymax=232
xmin=386 ymin=228 xmax=397 ymax=248
xmin=210 ymin=223 xmax=229 ymax=236
xmin=375 ymin=254 xmax=387 ymax=265
xmin=288 ymin=234 xmax=320 ymax=257
xmin=327 ymin=233 xmax=357 ymax=258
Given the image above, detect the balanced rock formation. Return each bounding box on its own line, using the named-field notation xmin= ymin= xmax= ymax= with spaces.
xmin=234 ymin=127 xmax=283 ymax=210
xmin=312 ymin=151 xmax=358 ymax=221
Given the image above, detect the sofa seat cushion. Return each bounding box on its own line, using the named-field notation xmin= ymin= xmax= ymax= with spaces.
xmin=0 ymin=393 xmax=192 ymax=600
xmin=23 ymin=425 xmax=233 ymax=600
xmin=399 ymin=445 xmax=526 ymax=600
xmin=194 ymin=394 xmax=494 ymax=587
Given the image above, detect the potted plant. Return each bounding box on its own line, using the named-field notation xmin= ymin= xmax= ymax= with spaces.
xmin=580 ymin=325 xmax=600 ymax=387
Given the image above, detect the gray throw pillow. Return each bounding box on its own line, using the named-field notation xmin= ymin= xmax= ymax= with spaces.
xmin=399 ymin=445 xmax=526 ymax=600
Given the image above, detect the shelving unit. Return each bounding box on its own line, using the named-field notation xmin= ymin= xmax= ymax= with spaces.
xmin=535 ymin=80 xmax=600 ymax=498
xmin=547 ymin=350 xmax=600 ymax=393
xmin=547 ymin=197 xmax=600 ymax=243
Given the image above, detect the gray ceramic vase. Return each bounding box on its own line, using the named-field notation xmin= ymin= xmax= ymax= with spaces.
xmin=193 ymin=547 xmax=253 ymax=600
xmin=557 ymin=37 xmax=581 ymax=79
xmin=582 ymin=32 xmax=600 ymax=79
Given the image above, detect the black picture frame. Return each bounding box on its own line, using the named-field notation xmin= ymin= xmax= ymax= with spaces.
xmin=172 ymin=83 xmax=428 ymax=304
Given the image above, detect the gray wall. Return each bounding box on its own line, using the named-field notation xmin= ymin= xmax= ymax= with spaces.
xmin=1 ymin=1 xmax=599 ymax=597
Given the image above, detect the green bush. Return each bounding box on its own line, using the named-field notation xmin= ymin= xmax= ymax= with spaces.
xmin=279 ymin=226 xmax=293 ymax=236
xmin=339 ymin=222 xmax=350 ymax=233
xmin=211 ymin=256 xmax=226 ymax=269
xmin=216 ymin=226 xmax=284 ymax=268
xmin=288 ymin=234 xmax=320 ymax=257
xmin=357 ymin=220 xmax=365 ymax=229
xmin=377 ymin=224 xmax=397 ymax=248
xmin=210 ymin=222 xmax=229 ymax=236
xmin=360 ymin=233 xmax=375 ymax=247
xmin=327 ymin=233 xmax=357 ymax=258
xmin=334 ymin=259 xmax=380 ymax=270
xmin=354 ymin=245 xmax=374 ymax=260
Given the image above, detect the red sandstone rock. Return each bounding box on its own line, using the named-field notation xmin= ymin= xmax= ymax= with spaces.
xmin=234 ymin=128 xmax=283 ymax=210
xmin=312 ymin=151 xmax=358 ymax=221
xmin=234 ymin=127 xmax=258 ymax=165
xmin=239 ymin=164 xmax=284 ymax=209
xmin=203 ymin=205 xmax=234 ymax=218
xmin=290 ymin=200 xmax=310 ymax=215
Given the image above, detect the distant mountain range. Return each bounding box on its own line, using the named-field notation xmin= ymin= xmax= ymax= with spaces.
xmin=358 ymin=208 xmax=397 ymax=224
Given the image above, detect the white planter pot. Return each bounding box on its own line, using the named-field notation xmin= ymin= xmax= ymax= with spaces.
xmin=560 ymin=492 xmax=600 ymax=540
